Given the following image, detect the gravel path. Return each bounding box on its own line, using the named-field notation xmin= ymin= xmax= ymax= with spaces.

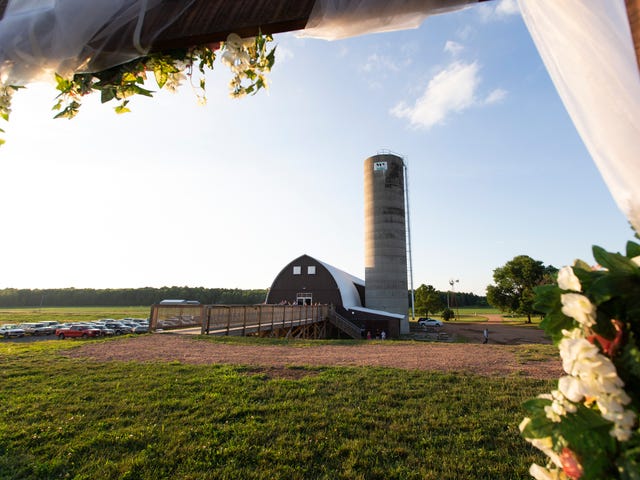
xmin=65 ymin=330 xmax=562 ymax=380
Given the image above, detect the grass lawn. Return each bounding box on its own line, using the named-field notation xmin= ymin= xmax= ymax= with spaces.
xmin=411 ymin=307 xmax=545 ymax=326
xmin=0 ymin=339 xmax=551 ymax=479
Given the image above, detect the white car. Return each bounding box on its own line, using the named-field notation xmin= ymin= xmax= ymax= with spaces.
xmin=418 ymin=318 xmax=442 ymax=327
xmin=0 ymin=324 xmax=26 ymax=338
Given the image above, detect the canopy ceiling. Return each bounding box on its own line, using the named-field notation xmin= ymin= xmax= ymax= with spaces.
xmin=0 ymin=0 xmax=317 ymax=51
xmin=0 ymin=0 xmax=637 ymax=70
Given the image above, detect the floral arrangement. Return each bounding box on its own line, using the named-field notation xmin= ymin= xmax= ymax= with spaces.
xmin=521 ymin=241 xmax=640 ymax=479
xmin=0 ymin=32 xmax=275 ymax=145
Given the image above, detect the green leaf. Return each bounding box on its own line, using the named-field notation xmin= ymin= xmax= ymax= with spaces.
xmin=540 ymin=310 xmax=575 ymax=343
xmin=589 ymin=272 xmax=640 ymax=305
xmin=626 ymin=241 xmax=640 ymax=259
xmin=100 ymin=87 xmax=116 ymax=104
xmin=533 ymin=284 xmax=561 ymax=314
xmin=593 ymin=245 xmax=636 ymax=274
xmin=154 ymin=65 xmax=169 ymax=89
xmin=53 ymin=104 xmax=80 ymax=120
xmin=558 ymin=405 xmax=617 ymax=480
xmin=0 ymin=112 xmax=8 ymax=122
xmin=121 ymin=72 xmax=139 ymax=83
xmin=114 ymin=105 xmax=131 ymax=114
xmin=54 ymin=73 xmax=71 ymax=92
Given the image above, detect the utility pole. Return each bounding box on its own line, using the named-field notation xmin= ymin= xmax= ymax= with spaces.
xmin=449 ymin=279 xmax=459 ymax=320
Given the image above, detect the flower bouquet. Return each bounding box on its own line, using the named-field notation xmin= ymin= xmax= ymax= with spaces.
xmin=521 ymin=241 xmax=640 ymax=479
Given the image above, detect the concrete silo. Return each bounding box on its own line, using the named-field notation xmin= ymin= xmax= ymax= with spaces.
xmin=364 ymin=153 xmax=409 ymax=334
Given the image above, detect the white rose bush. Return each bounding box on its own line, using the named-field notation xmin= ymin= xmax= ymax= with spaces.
xmin=521 ymin=242 xmax=640 ymax=479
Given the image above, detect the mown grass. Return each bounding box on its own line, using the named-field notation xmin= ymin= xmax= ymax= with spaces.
xmin=0 ymin=339 xmax=551 ymax=480
xmin=0 ymin=306 xmax=151 ymax=325
xmin=510 ymin=344 xmax=558 ymax=364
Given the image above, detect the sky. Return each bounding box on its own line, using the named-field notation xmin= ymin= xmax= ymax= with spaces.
xmin=0 ymin=0 xmax=634 ymax=296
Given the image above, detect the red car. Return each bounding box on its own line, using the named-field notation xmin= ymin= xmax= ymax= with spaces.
xmin=55 ymin=325 xmax=102 ymax=339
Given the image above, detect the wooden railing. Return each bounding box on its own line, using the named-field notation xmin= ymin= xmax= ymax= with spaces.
xmin=330 ymin=312 xmax=364 ymax=339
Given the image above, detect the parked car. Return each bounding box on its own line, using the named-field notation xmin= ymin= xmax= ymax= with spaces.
xmin=418 ymin=318 xmax=443 ymax=327
xmin=104 ymin=322 xmax=133 ymax=335
xmin=132 ymin=324 xmax=149 ymax=334
xmin=20 ymin=322 xmax=55 ymax=335
xmin=55 ymin=325 xmax=102 ymax=339
xmin=41 ymin=321 xmax=61 ymax=329
xmin=0 ymin=324 xmax=25 ymax=338
xmin=90 ymin=324 xmax=115 ymax=336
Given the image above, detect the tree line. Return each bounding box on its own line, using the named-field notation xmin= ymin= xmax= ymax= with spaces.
xmin=0 ymin=287 xmax=269 ymax=308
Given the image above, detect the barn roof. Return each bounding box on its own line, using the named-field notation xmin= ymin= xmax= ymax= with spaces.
xmin=316 ymin=258 xmax=364 ymax=309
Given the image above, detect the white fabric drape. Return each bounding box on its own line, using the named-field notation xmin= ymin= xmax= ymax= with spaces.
xmin=299 ymin=0 xmax=478 ymax=40
xmin=0 ymin=0 xmax=194 ymax=85
xmin=518 ymin=0 xmax=640 ymax=232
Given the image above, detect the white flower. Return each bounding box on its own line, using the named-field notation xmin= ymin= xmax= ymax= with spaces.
xmin=519 ymin=416 xmax=531 ymax=433
xmin=559 ymin=334 xmax=600 ymax=375
xmin=529 ymin=464 xmax=563 ymax=480
xmin=558 ymin=375 xmax=583 ymax=403
xmin=560 ymin=293 xmax=596 ymax=327
xmin=544 ymin=388 xmax=577 ymax=421
xmin=557 ymin=328 xmax=636 ymax=441
xmin=557 ymin=266 xmax=582 ymax=291
xmin=225 ymin=33 xmax=243 ymax=50
xmin=609 ymin=410 xmax=636 ymax=441
xmin=522 ymin=435 xmax=563 ymax=469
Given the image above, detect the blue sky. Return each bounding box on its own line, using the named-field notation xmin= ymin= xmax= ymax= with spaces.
xmin=0 ymin=0 xmax=633 ymax=296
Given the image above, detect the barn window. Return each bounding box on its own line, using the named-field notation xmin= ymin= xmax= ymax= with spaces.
xmin=293 ymin=266 xmax=301 ymax=275
xmin=307 ymin=266 xmax=316 ymax=275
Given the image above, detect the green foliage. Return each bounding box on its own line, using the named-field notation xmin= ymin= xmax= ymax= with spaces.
xmin=524 ymin=240 xmax=640 ymax=479
xmin=0 ymin=84 xmax=24 ymax=143
xmin=1 ymin=33 xmax=276 ymax=145
xmin=53 ymin=45 xmax=217 ymax=117
xmin=414 ymin=284 xmax=444 ymax=316
xmin=0 ymin=340 xmax=553 ymax=479
xmin=441 ymin=308 xmax=455 ymax=321
xmin=487 ymin=255 xmax=555 ymax=323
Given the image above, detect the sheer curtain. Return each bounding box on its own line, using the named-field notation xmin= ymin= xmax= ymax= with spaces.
xmin=518 ymin=0 xmax=640 ymax=232
xmin=0 ymin=0 xmax=194 ymax=85
xmin=299 ymin=0 xmax=478 ymax=40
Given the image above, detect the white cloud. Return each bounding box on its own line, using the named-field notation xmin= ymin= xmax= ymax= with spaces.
xmin=360 ymin=53 xmax=401 ymax=73
xmin=477 ymin=0 xmax=520 ymax=21
xmin=390 ymin=62 xmax=507 ymax=129
xmin=496 ymin=0 xmax=520 ymax=16
xmin=484 ymin=88 xmax=508 ymax=105
xmin=444 ymin=40 xmax=464 ymax=56
xmin=275 ymin=45 xmax=294 ymax=63
xmin=390 ymin=61 xmax=479 ymax=129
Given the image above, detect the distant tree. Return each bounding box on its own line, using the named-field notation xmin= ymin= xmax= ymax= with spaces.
xmin=441 ymin=308 xmax=455 ymax=321
xmin=414 ymin=284 xmax=444 ymax=316
xmin=486 ymin=255 xmax=555 ymax=323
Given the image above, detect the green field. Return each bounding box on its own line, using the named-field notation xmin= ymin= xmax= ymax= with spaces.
xmin=0 ymin=335 xmax=551 ymax=479
xmin=410 ymin=307 xmax=544 ymax=326
xmin=0 ymin=306 xmax=151 ymax=325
